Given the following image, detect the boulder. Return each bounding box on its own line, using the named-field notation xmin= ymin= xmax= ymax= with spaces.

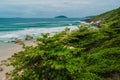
xmin=0 ymin=67 xmax=3 ymax=72
xmin=25 ymin=35 xmax=33 ymax=40
xmin=11 ymin=38 xmax=24 ymax=45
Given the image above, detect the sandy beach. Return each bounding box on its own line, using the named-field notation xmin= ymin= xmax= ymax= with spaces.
xmin=0 ymin=41 xmax=36 ymax=80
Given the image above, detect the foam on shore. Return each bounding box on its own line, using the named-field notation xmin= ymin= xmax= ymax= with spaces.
xmin=0 ymin=26 xmax=78 ymax=43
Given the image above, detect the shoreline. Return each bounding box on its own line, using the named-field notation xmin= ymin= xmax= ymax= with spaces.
xmin=0 ymin=25 xmax=78 ymax=43
xmin=0 ymin=40 xmax=36 ymax=80
xmin=0 ymin=25 xmax=79 ymax=80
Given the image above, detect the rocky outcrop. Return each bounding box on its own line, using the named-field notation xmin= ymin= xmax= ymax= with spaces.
xmin=90 ymin=20 xmax=103 ymax=27
xmin=11 ymin=38 xmax=24 ymax=45
xmin=82 ymin=18 xmax=91 ymax=23
xmin=25 ymin=35 xmax=33 ymax=40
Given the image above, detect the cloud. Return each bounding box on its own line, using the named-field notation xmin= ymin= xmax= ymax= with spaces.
xmin=0 ymin=0 xmax=89 ymax=5
xmin=0 ymin=0 xmax=120 ymax=17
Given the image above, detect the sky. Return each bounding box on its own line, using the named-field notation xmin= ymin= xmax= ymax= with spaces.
xmin=0 ymin=0 xmax=120 ymax=18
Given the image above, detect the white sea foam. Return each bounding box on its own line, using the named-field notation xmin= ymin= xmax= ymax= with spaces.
xmin=0 ymin=26 xmax=78 ymax=43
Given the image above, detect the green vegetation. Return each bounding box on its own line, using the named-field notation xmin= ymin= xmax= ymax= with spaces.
xmin=8 ymin=8 xmax=120 ymax=80
xmin=91 ymin=7 xmax=120 ymax=22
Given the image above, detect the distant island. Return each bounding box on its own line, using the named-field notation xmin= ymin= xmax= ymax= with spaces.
xmin=55 ymin=15 xmax=68 ymax=18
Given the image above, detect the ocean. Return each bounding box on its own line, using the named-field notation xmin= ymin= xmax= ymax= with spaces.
xmin=0 ymin=18 xmax=83 ymax=43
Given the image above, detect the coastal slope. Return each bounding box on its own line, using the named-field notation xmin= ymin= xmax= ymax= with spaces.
xmin=90 ymin=7 xmax=120 ymax=22
xmin=7 ymin=8 xmax=120 ymax=80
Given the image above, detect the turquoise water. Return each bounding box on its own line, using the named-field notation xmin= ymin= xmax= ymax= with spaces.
xmin=0 ymin=18 xmax=82 ymax=42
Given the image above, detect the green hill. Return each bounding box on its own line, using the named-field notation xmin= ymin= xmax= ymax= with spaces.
xmin=91 ymin=7 xmax=120 ymax=22
xmin=7 ymin=8 xmax=120 ymax=80
xmin=55 ymin=15 xmax=68 ymax=18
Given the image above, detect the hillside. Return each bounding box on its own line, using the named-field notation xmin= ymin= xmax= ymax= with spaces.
xmin=7 ymin=8 xmax=120 ymax=80
xmin=91 ymin=7 xmax=120 ymax=22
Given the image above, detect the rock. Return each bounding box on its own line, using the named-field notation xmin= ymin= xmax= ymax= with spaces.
xmin=0 ymin=64 xmax=2 ymax=66
xmin=25 ymin=35 xmax=33 ymax=40
xmin=69 ymin=46 xmax=74 ymax=49
xmin=1 ymin=60 xmax=7 ymax=64
xmin=83 ymin=18 xmax=91 ymax=23
xmin=64 ymin=45 xmax=74 ymax=49
xmin=11 ymin=38 xmax=24 ymax=45
xmin=0 ymin=67 xmax=3 ymax=72
xmin=4 ymin=74 xmax=12 ymax=80
xmin=91 ymin=20 xmax=102 ymax=27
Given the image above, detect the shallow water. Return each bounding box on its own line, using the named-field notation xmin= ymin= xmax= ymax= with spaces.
xmin=0 ymin=18 xmax=82 ymax=42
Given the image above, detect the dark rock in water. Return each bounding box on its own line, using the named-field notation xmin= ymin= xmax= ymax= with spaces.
xmin=11 ymin=38 xmax=24 ymax=45
xmin=55 ymin=15 xmax=68 ymax=18
xmin=25 ymin=35 xmax=33 ymax=40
